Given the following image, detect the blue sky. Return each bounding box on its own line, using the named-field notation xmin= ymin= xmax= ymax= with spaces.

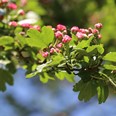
xmin=0 ymin=68 xmax=116 ymax=116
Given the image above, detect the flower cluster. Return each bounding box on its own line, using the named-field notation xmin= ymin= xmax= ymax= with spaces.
xmin=0 ymin=1 xmax=103 ymax=60
xmin=41 ymin=23 xmax=102 ymax=58
xmin=41 ymin=24 xmax=71 ymax=58
xmin=0 ymin=0 xmax=25 ymax=21
xmin=0 ymin=0 xmax=41 ymax=32
xmin=71 ymin=23 xmax=102 ymax=39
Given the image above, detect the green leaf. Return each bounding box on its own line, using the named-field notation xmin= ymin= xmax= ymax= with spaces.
xmin=84 ymin=56 xmax=89 ymax=63
xmin=70 ymin=33 xmax=77 ymax=46
xmin=48 ymin=54 xmax=64 ymax=66
xmin=6 ymin=62 xmax=16 ymax=74
xmin=55 ymin=71 xmax=74 ymax=82
xmin=40 ymin=72 xmax=54 ymax=83
xmin=55 ymin=71 xmax=65 ymax=80
xmin=0 ymin=36 xmax=14 ymax=46
xmin=103 ymin=52 xmax=116 ymax=62
xmin=27 ymin=26 xmax=54 ymax=49
xmin=15 ymin=34 xmax=26 ymax=47
xmin=26 ymin=60 xmax=54 ymax=78
xmin=65 ymin=72 xmax=75 ymax=82
xmin=103 ymin=64 xmax=116 ymax=70
xmin=0 ymin=68 xmax=13 ymax=92
xmin=14 ymin=27 xmax=23 ymax=34
xmin=74 ymin=80 xmax=109 ymax=103
xmin=86 ymin=44 xmax=104 ymax=54
xmin=76 ymin=48 xmax=88 ymax=55
xmin=76 ymin=36 xmax=93 ymax=49
xmin=97 ymin=82 xmax=109 ymax=104
xmin=26 ymin=71 xmax=38 ymax=78
xmin=73 ymin=80 xmax=97 ymax=102
xmin=73 ymin=80 xmax=84 ymax=92
xmin=97 ymin=44 xmax=104 ymax=54
xmin=37 ymin=53 xmax=45 ymax=62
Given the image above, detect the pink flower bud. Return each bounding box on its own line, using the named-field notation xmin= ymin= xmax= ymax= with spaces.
xmin=79 ymin=29 xmax=89 ymax=34
xmin=7 ymin=3 xmax=17 ymax=10
xmin=42 ymin=52 xmax=49 ymax=58
xmin=98 ymin=34 xmax=102 ymax=39
xmin=18 ymin=9 xmax=25 ymax=15
xmin=94 ymin=23 xmax=103 ymax=29
xmin=76 ymin=32 xmax=87 ymax=39
xmin=9 ymin=21 xmax=18 ymax=27
xmin=55 ymin=31 xmax=63 ymax=39
xmin=55 ymin=48 xmax=60 ymax=53
xmin=20 ymin=23 xmax=31 ymax=28
xmin=56 ymin=24 xmax=66 ymax=31
xmin=50 ymin=48 xmax=55 ymax=54
xmin=92 ymin=29 xmax=99 ymax=35
xmin=62 ymin=35 xmax=72 ymax=43
xmin=71 ymin=26 xmax=79 ymax=33
xmin=56 ymin=43 xmax=63 ymax=48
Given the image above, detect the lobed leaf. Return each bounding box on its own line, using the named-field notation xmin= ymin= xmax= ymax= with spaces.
xmin=73 ymin=80 xmax=109 ymax=103
xmin=73 ymin=80 xmax=97 ymax=102
xmin=27 ymin=26 xmax=54 ymax=49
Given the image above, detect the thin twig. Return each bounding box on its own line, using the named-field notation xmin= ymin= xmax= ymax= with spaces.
xmin=100 ymin=72 xmax=116 ymax=88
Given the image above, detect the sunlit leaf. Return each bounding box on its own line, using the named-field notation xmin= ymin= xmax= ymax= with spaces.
xmin=86 ymin=44 xmax=104 ymax=54
xmin=0 ymin=36 xmax=14 ymax=46
xmin=15 ymin=34 xmax=26 ymax=47
xmin=103 ymin=52 xmax=116 ymax=62
xmin=26 ymin=71 xmax=38 ymax=78
xmin=40 ymin=72 xmax=54 ymax=83
xmin=84 ymin=56 xmax=89 ymax=63
xmin=55 ymin=71 xmax=74 ymax=82
xmin=70 ymin=33 xmax=77 ymax=46
xmin=103 ymin=64 xmax=116 ymax=70
xmin=48 ymin=54 xmax=64 ymax=66
xmin=76 ymin=36 xmax=93 ymax=49
xmin=27 ymin=26 xmax=54 ymax=49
